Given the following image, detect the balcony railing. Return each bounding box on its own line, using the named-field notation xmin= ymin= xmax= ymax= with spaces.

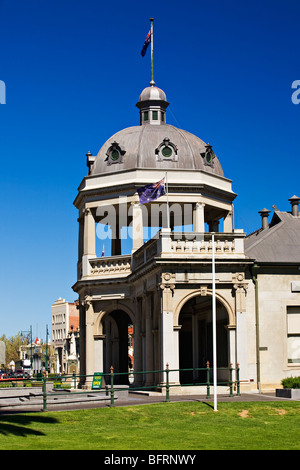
xmin=89 ymin=255 xmax=131 ymax=278
xmin=169 ymin=231 xmax=245 ymax=256
xmin=86 ymin=230 xmax=245 ymax=279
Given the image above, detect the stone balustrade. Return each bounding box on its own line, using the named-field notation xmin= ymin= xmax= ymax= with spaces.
xmin=89 ymin=255 xmax=131 ymax=277
xmin=87 ymin=230 xmax=246 ymax=278
xmin=169 ymin=231 xmax=245 ymax=255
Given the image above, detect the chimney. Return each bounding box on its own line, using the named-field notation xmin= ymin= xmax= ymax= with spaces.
xmin=288 ymin=195 xmax=300 ymax=217
xmin=259 ymin=208 xmax=270 ymax=230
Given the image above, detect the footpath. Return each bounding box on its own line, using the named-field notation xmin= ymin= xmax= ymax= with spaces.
xmin=0 ymin=386 xmax=298 ymax=414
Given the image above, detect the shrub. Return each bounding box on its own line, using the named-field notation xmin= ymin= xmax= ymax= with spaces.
xmin=281 ymin=376 xmax=300 ymax=389
xmin=53 ymin=382 xmax=71 ymax=390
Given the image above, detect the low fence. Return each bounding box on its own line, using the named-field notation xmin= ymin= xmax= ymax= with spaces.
xmin=0 ymin=362 xmax=240 ymax=412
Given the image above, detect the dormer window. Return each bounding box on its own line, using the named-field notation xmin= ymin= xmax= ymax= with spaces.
xmin=200 ymin=144 xmax=215 ymax=168
xmin=105 ymin=141 xmax=126 ymax=165
xmin=156 ymin=137 xmax=178 ymax=162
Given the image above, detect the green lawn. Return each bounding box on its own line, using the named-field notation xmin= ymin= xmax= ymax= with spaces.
xmin=0 ymin=401 xmax=299 ymax=450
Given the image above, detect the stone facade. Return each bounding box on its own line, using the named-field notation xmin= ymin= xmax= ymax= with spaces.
xmin=72 ymin=84 xmax=300 ymax=391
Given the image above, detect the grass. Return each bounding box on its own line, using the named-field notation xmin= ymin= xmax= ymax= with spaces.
xmin=0 ymin=401 xmax=299 ymax=450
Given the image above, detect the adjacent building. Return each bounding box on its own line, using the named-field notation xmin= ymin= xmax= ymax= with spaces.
xmin=51 ymin=298 xmax=79 ymax=373
xmin=244 ymin=198 xmax=300 ymax=390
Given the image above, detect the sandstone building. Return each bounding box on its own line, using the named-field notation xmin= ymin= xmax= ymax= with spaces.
xmin=72 ymin=83 xmax=300 ymax=391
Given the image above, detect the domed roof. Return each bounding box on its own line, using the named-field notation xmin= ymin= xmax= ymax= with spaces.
xmin=89 ymin=85 xmax=224 ymax=178
xmin=138 ymin=85 xmax=167 ymax=103
xmin=90 ymin=124 xmax=224 ymax=177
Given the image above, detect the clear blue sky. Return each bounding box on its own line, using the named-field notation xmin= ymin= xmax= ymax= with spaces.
xmin=0 ymin=0 xmax=299 ymax=338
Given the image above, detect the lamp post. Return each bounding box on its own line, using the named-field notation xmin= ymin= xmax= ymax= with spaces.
xmin=45 ymin=324 xmax=49 ymax=373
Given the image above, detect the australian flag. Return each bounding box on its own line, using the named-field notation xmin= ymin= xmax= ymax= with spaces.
xmin=137 ymin=178 xmax=165 ymax=204
xmin=141 ymin=30 xmax=151 ymax=57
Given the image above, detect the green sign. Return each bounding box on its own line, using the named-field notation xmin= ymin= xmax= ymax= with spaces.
xmin=92 ymin=372 xmax=103 ymax=390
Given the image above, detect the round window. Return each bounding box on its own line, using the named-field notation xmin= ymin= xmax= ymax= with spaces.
xmin=110 ymin=149 xmax=120 ymax=161
xmin=205 ymin=150 xmax=212 ymax=164
xmin=162 ymin=146 xmax=173 ymax=158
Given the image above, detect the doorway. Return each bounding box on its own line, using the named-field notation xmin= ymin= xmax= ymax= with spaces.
xmin=103 ymin=309 xmax=133 ymax=384
xmin=178 ymin=295 xmax=229 ymax=384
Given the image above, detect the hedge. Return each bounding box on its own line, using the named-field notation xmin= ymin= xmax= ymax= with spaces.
xmin=281 ymin=376 xmax=300 ymax=389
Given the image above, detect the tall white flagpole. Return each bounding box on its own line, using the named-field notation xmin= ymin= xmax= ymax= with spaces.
xmin=212 ymin=232 xmax=218 ymax=411
xmin=150 ymin=18 xmax=154 ymax=85
xmin=165 ymin=172 xmax=170 ymax=229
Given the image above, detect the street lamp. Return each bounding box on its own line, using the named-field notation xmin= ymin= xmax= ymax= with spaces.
xmin=45 ymin=324 xmax=49 ymax=373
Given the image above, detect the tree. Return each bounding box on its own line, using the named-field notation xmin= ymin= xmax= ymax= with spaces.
xmin=0 ymin=333 xmax=25 ymax=368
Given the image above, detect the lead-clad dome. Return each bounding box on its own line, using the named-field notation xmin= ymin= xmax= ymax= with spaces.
xmin=89 ymin=85 xmax=224 ymax=177
xmin=138 ymin=85 xmax=167 ymax=102
xmin=91 ymin=124 xmax=224 ymax=176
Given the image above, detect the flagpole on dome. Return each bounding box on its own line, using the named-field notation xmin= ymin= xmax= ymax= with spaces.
xmin=150 ymin=18 xmax=155 ymax=86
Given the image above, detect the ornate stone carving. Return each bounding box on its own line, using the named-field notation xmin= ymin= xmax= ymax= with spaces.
xmin=160 ymin=273 xmax=176 ymax=293
xmin=200 ymin=286 xmax=208 ymax=296
xmin=232 ymin=273 xmax=248 ymax=312
xmin=81 ymin=295 xmax=93 ymax=308
xmin=162 ymin=272 xmax=175 ymax=283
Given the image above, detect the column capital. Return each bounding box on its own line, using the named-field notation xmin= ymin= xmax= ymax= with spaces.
xmin=83 ymin=207 xmax=93 ymax=216
xmin=81 ymin=295 xmax=93 ymax=309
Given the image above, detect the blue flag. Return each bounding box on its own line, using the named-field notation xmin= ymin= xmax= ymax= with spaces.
xmin=137 ymin=178 xmax=165 ymax=204
xmin=141 ymin=30 xmax=151 ymax=57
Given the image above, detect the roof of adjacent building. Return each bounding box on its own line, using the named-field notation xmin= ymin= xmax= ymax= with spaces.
xmin=245 ymin=208 xmax=300 ymax=263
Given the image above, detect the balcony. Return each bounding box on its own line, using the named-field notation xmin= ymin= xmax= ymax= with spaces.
xmin=89 ymin=255 xmax=131 ymax=278
xmin=83 ymin=230 xmax=246 ymax=280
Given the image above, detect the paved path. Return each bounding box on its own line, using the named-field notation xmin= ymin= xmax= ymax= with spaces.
xmin=0 ymin=390 xmax=298 ymax=414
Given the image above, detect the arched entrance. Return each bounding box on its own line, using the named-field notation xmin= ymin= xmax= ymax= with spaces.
xmin=102 ymin=309 xmax=133 ymax=385
xmin=178 ymin=294 xmax=229 ymax=384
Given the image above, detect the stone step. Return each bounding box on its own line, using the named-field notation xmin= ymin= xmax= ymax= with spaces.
xmin=0 ymin=390 xmax=112 ymax=410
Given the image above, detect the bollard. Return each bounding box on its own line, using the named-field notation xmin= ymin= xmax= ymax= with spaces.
xmin=72 ymin=371 xmax=76 ymax=389
xmin=206 ymin=361 xmax=211 ymax=399
xmin=110 ymin=366 xmax=115 ymax=407
xmin=229 ymin=363 xmax=233 ymax=397
xmin=43 ymin=371 xmax=47 ymax=412
xmin=165 ymin=363 xmax=170 ymax=402
xmin=236 ymin=363 xmax=240 ymax=396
